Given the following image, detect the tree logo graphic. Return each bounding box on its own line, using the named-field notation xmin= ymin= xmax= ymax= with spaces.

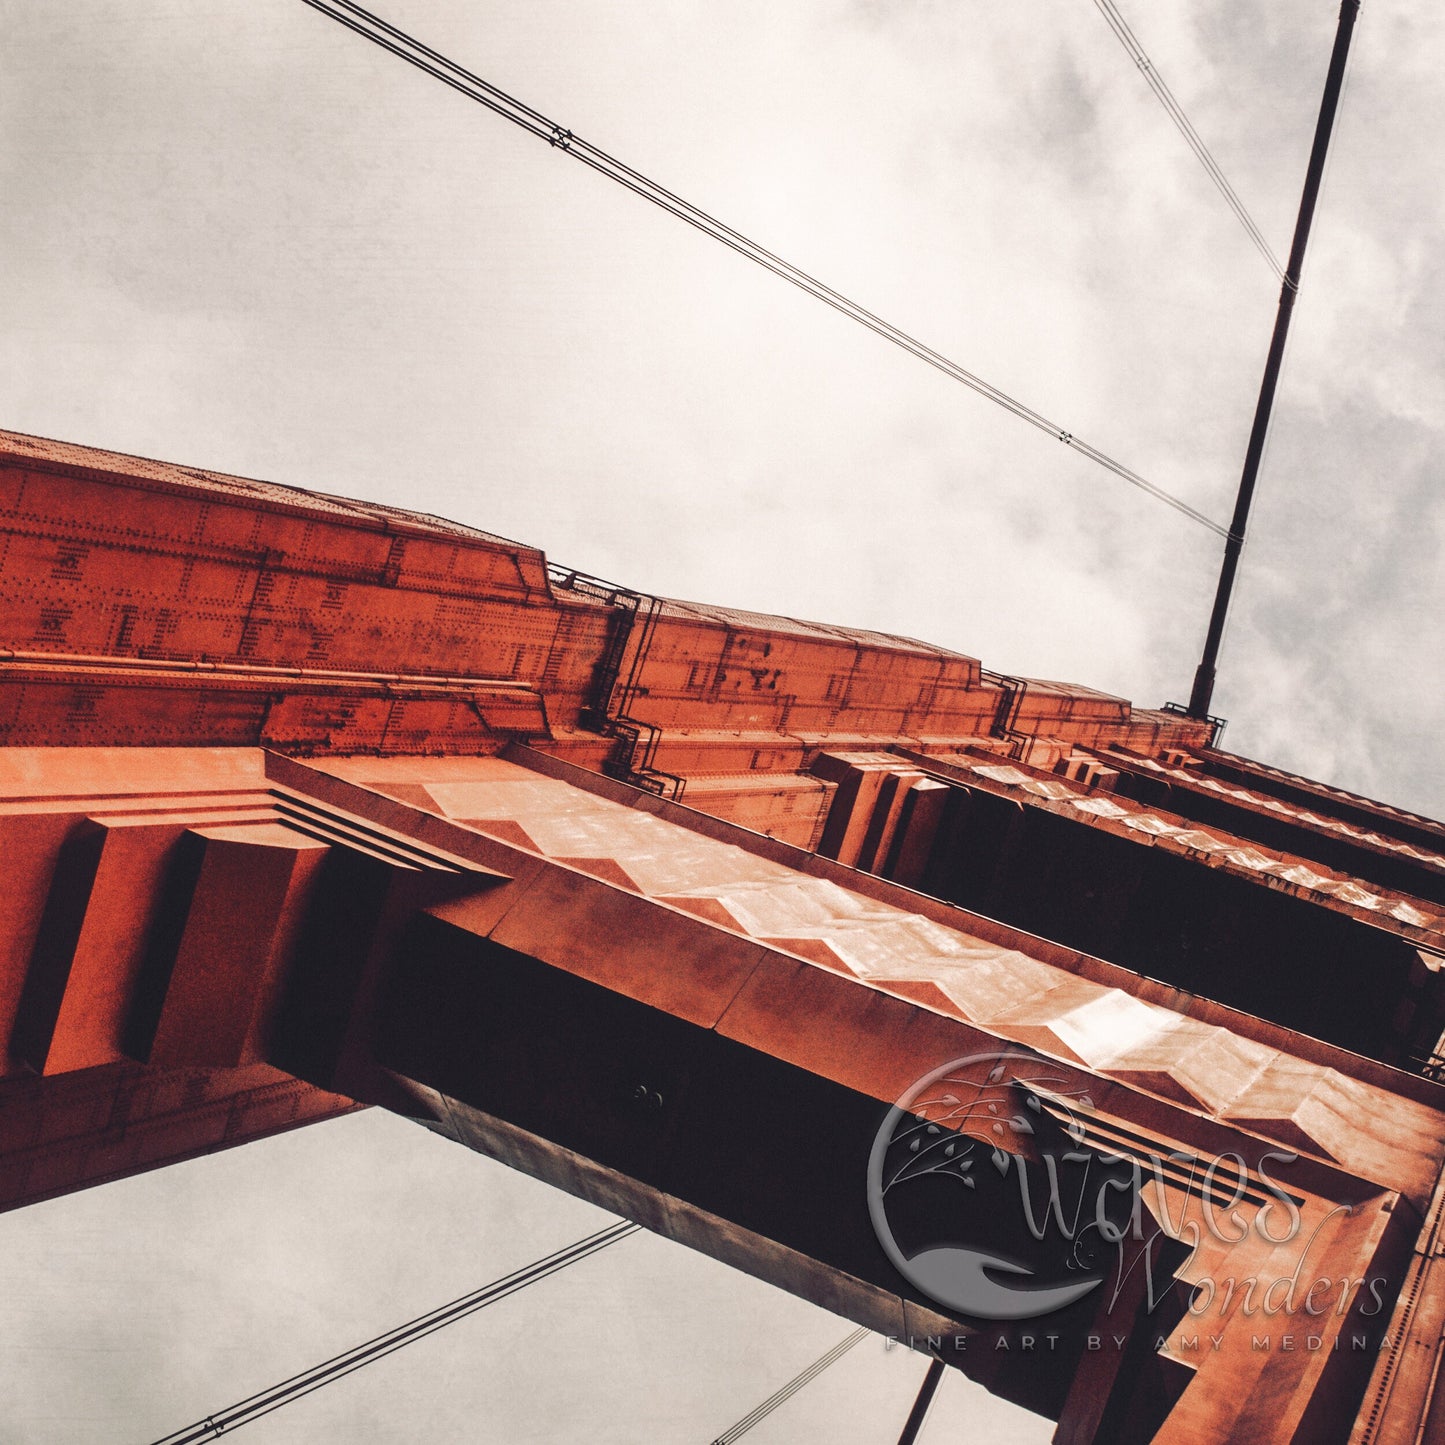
xmin=866 ymin=1051 xmax=1132 ymax=1322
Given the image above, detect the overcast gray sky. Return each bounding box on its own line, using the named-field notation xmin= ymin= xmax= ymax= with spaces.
xmin=1 ymin=1 xmax=1442 ymax=1440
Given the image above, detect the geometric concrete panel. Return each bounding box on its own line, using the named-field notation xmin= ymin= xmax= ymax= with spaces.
xmin=1111 ymin=1024 xmax=1279 ymax=1116
xmin=882 ymin=776 xmax=951 ymax=888
xmin=22 ymin=818 xmax=192 ymax=1075
xmin=146 ymin=825 xmax=331 ymax=1069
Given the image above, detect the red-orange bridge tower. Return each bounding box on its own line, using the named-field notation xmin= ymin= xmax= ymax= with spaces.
xmin=1 ymin=429 xmax=1442 ymax=1444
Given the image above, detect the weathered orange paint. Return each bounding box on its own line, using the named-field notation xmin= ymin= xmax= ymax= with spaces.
xmin=1 ymin=430 xmax=1442 ymax=1443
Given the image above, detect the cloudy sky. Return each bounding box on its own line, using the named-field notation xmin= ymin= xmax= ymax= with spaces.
xmin=1 ymin=0 xmax=1441 ymax=1439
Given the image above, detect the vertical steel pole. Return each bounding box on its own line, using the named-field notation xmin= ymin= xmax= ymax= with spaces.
xmin=1187 ymin=0 xmax=1361 ymax=721
xmin=896 ymin=1358 xmax=946 ymax=1445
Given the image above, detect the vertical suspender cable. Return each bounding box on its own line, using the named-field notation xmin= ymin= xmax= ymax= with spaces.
xmin=1187 ymin=0 xmax=1362 ymax=722
xmin=896 ymin=1357 xmax=946 ymax=1445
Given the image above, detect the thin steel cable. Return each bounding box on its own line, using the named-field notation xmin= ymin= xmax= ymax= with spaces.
xmin=709 ymin=1326 xmax=871 ymax=1444
xmin=1093 ymin=0 xmax=1288 ymax=284
xmin=147 ymin=1221 xmax=640 ymax=1444
xmin=1094 ymin=0 xmax=1284 ymax=277
xmin=298 ymin=0 xmax=1230 ymax=538
xmin=896 ymin=1357 xmax=947 ymax=1445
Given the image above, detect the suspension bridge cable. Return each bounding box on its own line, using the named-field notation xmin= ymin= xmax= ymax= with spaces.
xmin=296 ymin=0 xmax=1230 ymax=539
xmin=146 ymin=1221 xmax=640 ymax=1444
xmin=1092 ymin=0 xmax=1288 ymax=284
xmin=896 ymin=1357 xmax=947 ymax=1445
xmin=1186 ymin=0 xmax=1362 ymax=718
xmin=707 ymin=1326 xmax=871 ymax=1444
